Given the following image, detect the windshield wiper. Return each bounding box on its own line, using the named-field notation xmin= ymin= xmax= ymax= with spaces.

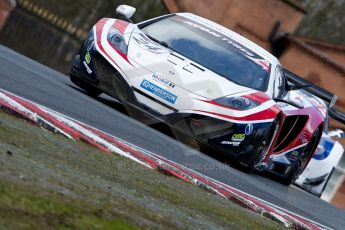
xmin=146 ymin=35 xmax=170 ymax=48
xmin=145 ymin=34 xmax=187 ymax=59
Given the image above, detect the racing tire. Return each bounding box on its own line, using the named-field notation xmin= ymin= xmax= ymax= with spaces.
xmin=282 ymin=127 xmax=321 ymax=186
xmin=70 ymin=74 xmax=102 ymax=97
xmin=244 ymin=119 xmax=279 ymax=173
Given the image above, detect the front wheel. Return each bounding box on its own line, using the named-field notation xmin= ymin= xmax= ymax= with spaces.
xmin=70 ymin=74 xmax=102 ymax=97
xmin=244 ymin=119 xmax=279 ymax=173
xmin=282 ymin=128 xmax=321 ymax=186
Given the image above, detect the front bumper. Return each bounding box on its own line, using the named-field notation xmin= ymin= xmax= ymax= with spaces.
xmin=263 ymin=145 xmax=306 ymax=177
xmin=167 ymin=113 xmax=274 ymax=165
xmin=70 ymin=29 xmax=99 ymax=84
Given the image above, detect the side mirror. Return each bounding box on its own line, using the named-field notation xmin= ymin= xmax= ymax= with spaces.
xmin=116 ymin=5 xmax=136 ymax=22
xmin=288 ymin=91 xmax=305 ymax=108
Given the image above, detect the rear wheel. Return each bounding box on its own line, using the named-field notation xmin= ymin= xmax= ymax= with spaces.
xmin=282 ymin=128 xmax=321 ymax=186
xmin=70 ymin=74 xmax=102 ymax=97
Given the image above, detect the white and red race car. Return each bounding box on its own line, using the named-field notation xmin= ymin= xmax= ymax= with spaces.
xmin=69 ymin=5 xmax=344 ymax=185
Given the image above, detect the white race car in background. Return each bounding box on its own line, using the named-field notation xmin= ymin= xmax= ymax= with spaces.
xmin=295 ymin=129 xmax=344 ymax=197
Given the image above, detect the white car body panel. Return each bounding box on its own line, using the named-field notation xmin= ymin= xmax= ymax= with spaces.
xmin=295 ymin=134 xmax=344 ymax=196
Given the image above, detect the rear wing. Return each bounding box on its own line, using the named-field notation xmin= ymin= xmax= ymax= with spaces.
xmin=329 ymin=108 xmax=345 ymax=125
xmin=283 ymin=69 xmax=345 ymax=124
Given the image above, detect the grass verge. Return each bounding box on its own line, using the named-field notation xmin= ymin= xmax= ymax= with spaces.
xmin=0 ymin=109 xmax=283 ymax=229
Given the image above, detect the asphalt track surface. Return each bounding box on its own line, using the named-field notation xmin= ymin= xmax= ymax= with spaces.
xmin=1 ymin=45 xmax=345 ymax=229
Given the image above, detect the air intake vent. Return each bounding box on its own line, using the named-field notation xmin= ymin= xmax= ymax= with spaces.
xmin=273 ymin=115 xmax=309 ymax=152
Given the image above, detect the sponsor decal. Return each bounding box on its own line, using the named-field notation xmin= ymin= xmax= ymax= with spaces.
xmin=181 ymin=20 xmax=255 ymax=57
xmin=86 ymin=41 xmax=94 ymax=52
xmin=308 ymin=97 xmax=327 ymax=118
xmin=278 ymin=102 xmax=289 ymax=108
xmin=152 ymin=73 xmax=175 ymax=88
xmin=176 ymin=16 xmax=270 ymax=72
xmin=291 ymin=150 xmax=299 ymax=157
xmin=245 ymin=123 xmax=253 ymax=135
xmin=132 ymin=33 xmax=166 ymax=54
xmin=85 ymin=52 xmax=91 ymax=64
xmin=299 ymin=132 xmax=308 ymax=144
xmin=221 ymin=141 xmax=241 ymax=146
xmin=140 ymin=80 xmax=177 ymax=104
xmin=288 ymin=150 xmax=300 ymax=160
xmin=291 ymin=151 xmax=299 ymax=157
xmin=231 ymin=133 xmax=245 ymax=141
xmin=83 ymin=61 xmax=92 ymax=74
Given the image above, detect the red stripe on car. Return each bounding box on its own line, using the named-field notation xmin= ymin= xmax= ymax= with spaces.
xmin=113 ymin=20 xmax=129 ymax=34
xmin=195 ymin=105 xmax=279 ymax=122
xmin=95 ymin=19 xmax=126 ymax=71
xmin=197 ymin=92 xmax=271 ymax=110
xmin=243 ymin=92 xmax=271 ymax=103
xmin=109 ymin=20 xmax=132 ymax=65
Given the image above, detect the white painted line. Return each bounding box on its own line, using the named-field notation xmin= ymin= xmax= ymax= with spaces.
xmin=0 ymin=91 xmax=74 ymax=139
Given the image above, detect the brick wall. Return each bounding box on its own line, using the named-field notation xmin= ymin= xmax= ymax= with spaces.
xmin=303 ymin=39 xmax=345 ymax=66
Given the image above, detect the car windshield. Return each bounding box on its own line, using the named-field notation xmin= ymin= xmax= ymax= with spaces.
xmin=141 ymin=15 xmax=271 ymax=91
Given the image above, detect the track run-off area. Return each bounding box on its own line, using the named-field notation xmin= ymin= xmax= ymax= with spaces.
xmin=1 ymin=45 xmax=345 ymax=229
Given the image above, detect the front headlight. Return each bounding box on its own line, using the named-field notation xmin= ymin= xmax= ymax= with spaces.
xmin=215 ymin=96 xmax=259 ymax=110
xmin=107 ymin=27 xmax=128 ymax=54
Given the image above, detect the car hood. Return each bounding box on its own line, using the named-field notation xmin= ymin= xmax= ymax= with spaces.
xmin=127 ymin=29 xmax=254 ymax=99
